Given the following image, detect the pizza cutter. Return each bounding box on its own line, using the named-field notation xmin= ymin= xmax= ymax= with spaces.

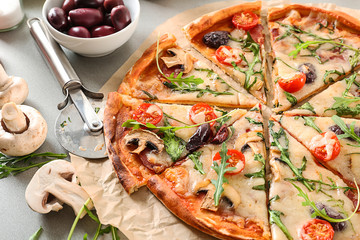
xmin=27 ymin=18 xmax=107 ymax=159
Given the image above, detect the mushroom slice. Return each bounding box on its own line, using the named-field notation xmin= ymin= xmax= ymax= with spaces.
xmin=0 ymin=103 xmax=47 ymax=156
xmin=124 ymin=129 xmax=164 ymax=154
xmin=25 ymin=160 xmax=93 ymax=218
xmin=221 ymin=183 xmax=241 ymax=209
xmin=199 ymin=183 xmax=219 ymax=212
xmin=161 ymin=48 xmax=194 ymax=73
xmin=0 ymin=64 xmax=28 ymax=108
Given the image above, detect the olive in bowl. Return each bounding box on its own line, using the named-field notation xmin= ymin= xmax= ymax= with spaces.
xmin=42 ymin=0 xmax=140 ymax=57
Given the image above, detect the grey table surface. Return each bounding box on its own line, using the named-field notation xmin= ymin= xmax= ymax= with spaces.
xmin=1 ymin=0 xmax=360 ymax=239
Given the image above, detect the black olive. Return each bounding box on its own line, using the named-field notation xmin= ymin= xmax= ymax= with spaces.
xmin=241 ymin=143 xmax=250 ymax=153
xmin=298 ymin=63 xmax=317 ymax=83
xmin=186 ymin=123 xmax=212 ymax=152
xmin=202 ymin=31 xmax=230 ymax=49
xmin=310 ymin=203 xmax=347 ymax=231
xmin=211 ymin=125 xmax=229 ymax=144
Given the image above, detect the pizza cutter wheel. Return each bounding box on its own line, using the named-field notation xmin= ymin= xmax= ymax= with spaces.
xmin=28 ymin=18 xmax=107 ymax=159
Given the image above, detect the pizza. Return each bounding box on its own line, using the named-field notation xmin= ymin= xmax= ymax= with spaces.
xmin=268 ymin=120 xmax=360 ymax=240
xmin=104 ymin=92 xmax=270 ymax=239
xmin=285 ymin=72 xmax=360 ymax=118
xmin=268 ymin=4 xmax=360 ymax=113
xmin=183 ymin=1 xmax=267 ymax=103
xmin=102 ymin=2 xmax=360 ymax=240
xmin=118 ymin=33 xmax=258 ymax=108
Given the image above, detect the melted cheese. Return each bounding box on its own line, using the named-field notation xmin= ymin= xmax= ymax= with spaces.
xmin=269 ymin=121 xmax=360 ymax=240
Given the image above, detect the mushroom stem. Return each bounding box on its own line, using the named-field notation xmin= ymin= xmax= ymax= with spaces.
xmin=2 ymin=102 xmax=28 ymax=133
xmin=0 ymin=64 xmax=11 ymax=90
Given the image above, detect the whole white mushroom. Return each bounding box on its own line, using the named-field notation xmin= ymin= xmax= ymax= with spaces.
xmin=0 ymin=64 xmax=29 ymax=108
xmin=0 ymin=102 xmax=47 ymax=156
xmin=25 ymin=160 xmax=93 ymax=218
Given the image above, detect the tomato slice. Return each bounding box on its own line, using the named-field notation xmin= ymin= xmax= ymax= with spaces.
xmin=300 ymin=219 xmax=334 ymax=240
xmin=309 ymin=131 xmax=341 ymax=162
xmin=232 ymin=11 xmax=259 ymax=30
xmin=278 ymin=72 xmax=306 ymax=93
xmin=213 ymin=149 xmax=245 ymax=175
xmin=189 ymin=103 xmax=218 ymax=127
xmin=132 ymin=103 xmax=163 ymax=125
xmin=215 ymin=45 xmax=243 ymax=66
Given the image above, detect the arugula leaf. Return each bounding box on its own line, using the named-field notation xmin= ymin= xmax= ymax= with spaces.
xmin=122 ymin=109 xmax=236 ymax=132
xmin=29 ymin=227 xmax=43 ymax=240
xmin=269 ymin=210 xmax=293 ymax=240
xmin=276 ymin=22 xmax=335 ymax=42
xmin=331 ymin=115 xmax=360 ymax=146
xmin=163 ymin=81 xmax=233 ymax=97
xmin=284 ymin=92 xmax=297 ymax=106
xmin=274 ymin=57 xmax=298 ymax=71
xmin=141 ymin=90 xmax=158 ymax=100
xmin=269 ymin=121 xmax=314 ymax=191
xmin=291 ymin=181 xmax=360 ymax=223
xmin=245 ymin=153 xmax=265 ymax=179
xmin=245 ymin=117 xmax=263 ymax=126
xmin=302 ymin=116 xmax=322 ymax=133
xmin=188 ymin=151 xmax=205 ymax=175
xmin=323 ymin=69 xmax=345 ymax=84
xmin=0 ymin=152 xmax=67 ymax=179
xmin=211 ymin=143 xmax=236 ymax=206
xmin=215 ymin=109 xmax=231 ymax=132
xmin=232 ymin=32 xmax=264 ymax=91
xmin=326 ymin=96 xmax=360 ymax=116
xmin=343 ymin=73 xmax=358 ymax=97
xmin=162 ymin=118 xmax=186 ymax=161
xmin=270 ymin=195 xmax=280 ymax=203
xmin=298 ymin=102 xmax=316 ymax=114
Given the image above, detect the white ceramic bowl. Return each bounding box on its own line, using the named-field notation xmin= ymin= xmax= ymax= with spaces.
xmin=42 ymin=0 xmax=140 ymax=57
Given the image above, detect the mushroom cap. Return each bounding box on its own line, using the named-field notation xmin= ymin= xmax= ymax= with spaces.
xmin=0 ymin=104 xmax=47 ymax=156
xmin=0 ymin=76 xmax=29 ymax=108
xmin=25 ymin=160 xmax=93 ymax=218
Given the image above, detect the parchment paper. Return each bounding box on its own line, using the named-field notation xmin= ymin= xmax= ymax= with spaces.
xmin=71 ymin=1 xmax=360 ymax=240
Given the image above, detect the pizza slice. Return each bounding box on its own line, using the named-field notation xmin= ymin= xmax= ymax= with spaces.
xmin=103 ymin=92 xmax=270 ymax=239
xmin=272 ymin=114 xmax=360 ymax=192
xmin=268 ymin=120 xmax=360 ymax=240
xmin=285 ymin=72 xmax=360 ymax=118
xmin=118 ymin=33 xmax=258 ymax=108
xmin=183 ymin=1 xmax=267 ymax=103
xmin=268 ymin=4 xmax=360 ymax=113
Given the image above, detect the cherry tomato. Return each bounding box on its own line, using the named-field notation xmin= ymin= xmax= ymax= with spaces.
xmin=189 ymin=103 xmax=218 ymax=127
xmin=299 ymin=219 xmax=334 ymax=240
xmin=232 ymin=11 xmax=259 ymax=30
xmin=278 ymin=72 xmax=306 ymax=93
xmin=213 ymin=149 xmax=245 ymax=175
xmin=309 ymin=131 xmax=341 ymax=162
xmin=215 ymin=46 xmax=243 ymax=66
xmin=132 ymin=103 xmax=163 ymax=125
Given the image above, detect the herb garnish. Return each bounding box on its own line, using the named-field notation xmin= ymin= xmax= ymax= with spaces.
xmin=269 ymin=121 xmax=314 ymax=191
xmin=284 ymin=92 xmax=297 ymax=106
xmin=122 ymin=109 xmax=236 ymax=132
xmin=245 ymin=116 xmax=263 ymax=126
xmin=188 ymin=151 xmax=205 ymax=175
xmin=211 ymin=143 xmax=236 ymax=206
xmin=245 ymin=153 xmax=266 ymax=190
xmin=323 ymin=69 xmax=345 ymax=84
xmin=331 ymin=115 xmax=360 ymax=146
xmin=232 ymin=32 xmax=264 ymax=91
xmin=268 ymin=195 xmax=293 ymax=240
xmin=0 ymin=152 xmax=67 ymax=179
xmin=291 ymin=181 xmax=360 ymax=223
xmin=67 ymin=198 xmax=120 ymax=240
xmin=162 ymin=118 xmax=186 ymax=161
xmin=326 ymin=97 xmax=360 ymax=116
xmin=302 ymin=116 xmax=322 ymax=133
xmin=298 ymin=102 xmax=316 ymax=114
xmin=141 ymin=90 xmax=158 ymax=100
xmin=29 ymin=227 xmax=43 ymax=240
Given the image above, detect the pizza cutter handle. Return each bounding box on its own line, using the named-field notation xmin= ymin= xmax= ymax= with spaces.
xmin=27 ymin=18 xmax=80 ymax=92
